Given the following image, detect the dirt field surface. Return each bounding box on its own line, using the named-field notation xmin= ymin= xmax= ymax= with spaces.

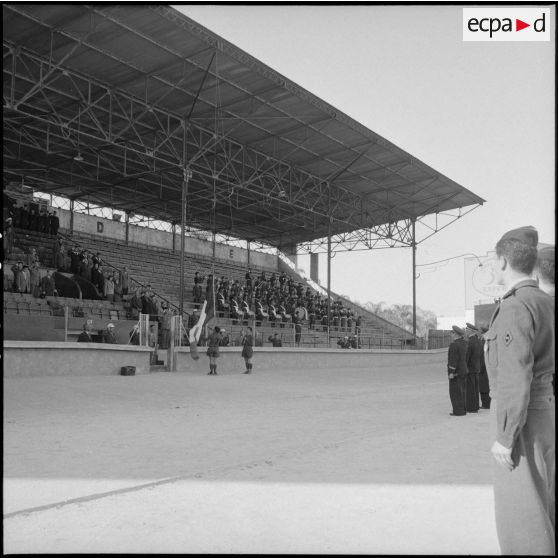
xmin=3 ymin=361 xmax=500 ymax=554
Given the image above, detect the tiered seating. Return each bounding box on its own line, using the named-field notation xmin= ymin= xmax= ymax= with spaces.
xmin=5 ymin=228 xmax=129 ymax=321
xmin=9 ymin=227 xmax=58 ymax=268
xmin=4 ymin=292 xmax=53 ymax=316
xmin=52 ymin=228 xmax=415 ymax=347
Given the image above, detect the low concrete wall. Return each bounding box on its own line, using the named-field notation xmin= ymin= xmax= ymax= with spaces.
xmin=3 ymin=341 xmax=152 ymax=378
xmin=174 ymin=346 xmax=447 ymax=374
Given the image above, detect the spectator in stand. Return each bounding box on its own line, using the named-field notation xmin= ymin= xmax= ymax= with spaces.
xmin=193 ymin=280 xmax=203 ymax=307
xmin=245 ymin=269 xmax=253 ymax=296
xmin=120 ymin=266 xmax=130 ymax=296
xmin=69 ymin=246 xmax=80 ymax=274
xmin=21 ymin=264 xmax=31 ymax=293
xmin=130 ymin=287 xmax=143 ymax=319
xmin=38 ymin=208 xmax=48 ymax=234
xmin=29 ymin=261 xmax=41 ymax=298
xmin=11 ymin=261 xmax=25 ymax=293
xmin=4 ymin=217 xmax=16 ymax=259
xmin=104 ymin=273 xmax=115 ymax=302
xmin=77 ymin=321 xmax=94 ymax=342
xmin=91 ymin=262 xmax=103 ymax=292
xmin=355 ymin=315 xmax=362 ymax=337
xmin=85 ymin=254 xmax=93 ymax=282
xmin=27 ymin=206 xmax=38 ymax=231
xmin=219 ymin=329 xmax=230 ymax=347
xmin=141 ymin=288 xmax=150 ymax=316
xmin=146 ymin=293 xmax=159 ymax=321
xmin=40 ymin=269 xmax=57 ymax=297
xmin=337 ymin=336 xmax=350 ymax=349
xmin=53 ymin=237 xmax=66 ymax=271
xmin=21 ymin=203 xmax=30 ymax=230
xmin=268 ymin=333 xmax=282 ymax=347
xmin=101 ymin=322 xmax=118 ymax=344
xmin=48 ymin=210 xmax=60 ymax=235
xmin=26 ymin=247 xmax=40 ymax=268
xmin=113 ymin=271 xmax=122 ymax=303
xmin=13 ymin=203 xmax=23 ymax=228
xmin=92 ymin=252 xmax=102 ymax=268
xmin=78 ymin=254 xmax=88 ymax=280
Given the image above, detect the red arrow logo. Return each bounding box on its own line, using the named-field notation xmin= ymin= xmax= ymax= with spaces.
xmin=516 ymin=19 xmax=530 ymax=31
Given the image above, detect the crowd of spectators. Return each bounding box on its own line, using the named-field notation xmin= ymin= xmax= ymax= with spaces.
xmin=64 ymin=245 xmax=131 ymax=303
xmin=8 ymin=202 xmax=60 ymax=236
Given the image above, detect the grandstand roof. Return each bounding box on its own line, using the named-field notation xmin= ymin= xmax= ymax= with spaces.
xmin=3 ymin=4 xmax=484 ymax=251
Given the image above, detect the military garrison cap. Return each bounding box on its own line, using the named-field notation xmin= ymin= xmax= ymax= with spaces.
xmin=465 ymin=322 xmax=478 ymax=331
xmin=451 ymin=325 xmax=465 ymax=336
xmin=498 ymin=226 xmax=538 ymax=247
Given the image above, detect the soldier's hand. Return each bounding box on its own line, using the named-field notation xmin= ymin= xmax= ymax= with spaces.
xmin=491 ymin=441 xmax=515 ymax=471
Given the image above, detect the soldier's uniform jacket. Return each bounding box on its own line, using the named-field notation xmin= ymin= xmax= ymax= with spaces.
xmin=485 ymin=279 xmax=554 ymax=448
xmin=447 ymin=337 xmax=468 ymax=377
xmin=466 ymin=334 xmax=482 ymax=374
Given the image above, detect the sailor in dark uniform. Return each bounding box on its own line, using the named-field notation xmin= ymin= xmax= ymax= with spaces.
xmin=485 ymin=226 xmax=555 ymax=555
xmin=478 ymin=325 xmax=491 ymax=409
xmin=206 ymin=326 xmax=223 ymax=375
xmin=465 ymin=322 xmax=482 ymax=413
xmin=447 ymin=325 xmax=468 ymax=416
xmin=241 ymin=326 xmax=254 ymax=374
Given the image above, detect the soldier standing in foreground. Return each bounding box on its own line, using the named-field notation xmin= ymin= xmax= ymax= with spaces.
xmin=485 ymin=226 xmax=554 ymax=555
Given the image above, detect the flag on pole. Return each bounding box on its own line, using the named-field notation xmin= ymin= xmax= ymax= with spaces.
xmin=188 ymin=286 xmax=215 ymax=361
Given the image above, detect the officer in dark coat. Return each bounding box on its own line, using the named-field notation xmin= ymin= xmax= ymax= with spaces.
xmin=447 ymin=325 xmax=468 ymax=416
xmin=465 ymin=322 xmax=482 ymax=413
xmin=485 ymin=226 xmax=554 ymax=555
xmin=478 ymin=326 xmax=491 ymax=409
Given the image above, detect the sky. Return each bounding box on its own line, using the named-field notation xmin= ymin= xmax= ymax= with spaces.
xmin=173 ymin=4 xmax=555 ymax=318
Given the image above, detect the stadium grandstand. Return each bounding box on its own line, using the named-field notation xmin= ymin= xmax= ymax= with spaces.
xmin=3 ymin=4 xmax=484 ymax=372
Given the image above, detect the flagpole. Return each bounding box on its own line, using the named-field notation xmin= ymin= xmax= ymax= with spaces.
xmin=179 ymin=166 xmax=192 ymax=320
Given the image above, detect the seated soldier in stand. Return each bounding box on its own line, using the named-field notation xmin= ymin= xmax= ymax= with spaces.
xmin=101 ymin=322 xmax=118 ymax=344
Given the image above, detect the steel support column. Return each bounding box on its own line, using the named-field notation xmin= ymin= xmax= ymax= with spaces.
xmin=412 ymin=218 xmax=417 ymax=338
xmin=327 ymin=182 xmax=332 ymax=348
xmin=178 ymin=167 xmax=191 ymax=319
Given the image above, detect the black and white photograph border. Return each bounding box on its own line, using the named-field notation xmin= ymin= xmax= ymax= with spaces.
xmin=3 ymin=3 xmax=554 ymax=555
